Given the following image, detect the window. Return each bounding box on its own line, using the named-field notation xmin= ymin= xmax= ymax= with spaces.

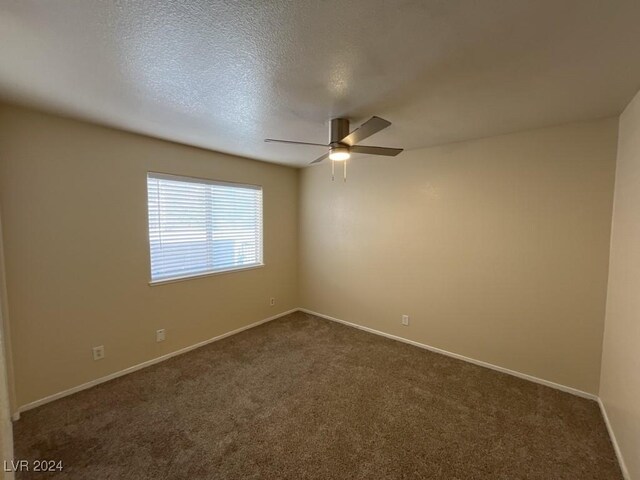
xmin=146 ymin=173 xmax=263 ymax=283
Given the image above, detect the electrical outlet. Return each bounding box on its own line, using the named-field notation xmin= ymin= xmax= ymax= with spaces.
xmin=92 ymin=345 xmax=105 ymax=360
xmin=156 ymin=329 xmax=166 ymax=342
xmin=270 ymin=297 xmax=276 ymax=306
xmin=402 ymin=315 xmax=410 ymax=326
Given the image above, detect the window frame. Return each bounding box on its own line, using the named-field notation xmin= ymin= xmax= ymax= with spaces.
xmin=146 ymin=171 xmax=264 ymax=286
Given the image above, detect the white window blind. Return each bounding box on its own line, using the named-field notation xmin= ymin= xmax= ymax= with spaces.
xmin=147 ymin=173 xmax=263 ymax=283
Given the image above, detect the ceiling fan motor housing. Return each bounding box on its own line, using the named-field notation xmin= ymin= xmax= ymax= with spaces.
xmin=329 ymin=118 xmax=351 ymax=161
xmin=330 ymin=118 xmax=350 ymax=146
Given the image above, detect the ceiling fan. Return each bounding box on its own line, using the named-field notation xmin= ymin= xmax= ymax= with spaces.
xmin=265 ymin=117 xmax=403 ymax=180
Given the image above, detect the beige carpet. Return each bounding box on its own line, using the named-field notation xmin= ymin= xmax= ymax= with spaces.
xmin=14 ymin=312 xmax=622 ymax=479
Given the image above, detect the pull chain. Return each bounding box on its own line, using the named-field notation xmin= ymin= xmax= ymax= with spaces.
xmin=343 ymin=159 xmax=347 ymax=182
xmin=331 ymin=159 xmax=335 ymax=181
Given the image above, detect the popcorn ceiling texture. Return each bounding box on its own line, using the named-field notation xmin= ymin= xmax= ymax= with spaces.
xmin=1 ymin=1 xmax=640 ymax=166
xmin=14 ymin=312 xmax=622 ymax=479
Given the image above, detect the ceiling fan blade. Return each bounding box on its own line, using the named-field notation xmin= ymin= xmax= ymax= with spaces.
xmin=350 ymin=145 xmax=403 ymax=157
xmin=340 ymin=116 xmax=391 ymax=146
xmin=264 ymin=139 xmax=328 ymax=147
xmin=310 ymin=152 xmax=330 ymax=164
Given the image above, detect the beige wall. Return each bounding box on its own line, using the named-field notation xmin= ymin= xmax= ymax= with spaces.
xmin=600 ymin=90 xmax=640 ymax=479
xmin=300 ymin=118 xmax=618 ymax=395
xmin=0 ymin=104 xmax=299 ymax=408
xmin=0 ymin=103 xmax=624 ymax=415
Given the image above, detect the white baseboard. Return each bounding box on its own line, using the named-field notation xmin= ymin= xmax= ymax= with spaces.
xmin=299 ymin=308 xmax=634 ymax=478
xmin=14 ymin=306 xmax=628 ymax=478
xmin=16 ymin=308 xmax=298 ymax=415
xmin=16 ymin=307 xmax=598 ymax=411
xmin=298 ymin=308 xmax=598 ymax=401
xmin=598 ymin=398 xmax=630 ymax=480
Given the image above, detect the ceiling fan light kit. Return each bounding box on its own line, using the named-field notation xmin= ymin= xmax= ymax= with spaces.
xmin=329 ymin=146 xmax=350 ymax=161
xmin=265 ymin=116 xmax=403 ymax=181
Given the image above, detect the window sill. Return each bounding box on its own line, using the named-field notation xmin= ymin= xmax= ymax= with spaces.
xmin=148 ymin=263 xmax=265 ymax=286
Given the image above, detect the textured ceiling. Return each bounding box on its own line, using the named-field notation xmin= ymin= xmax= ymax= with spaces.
xmin=1 ymin=0 xmax=639 ymax=167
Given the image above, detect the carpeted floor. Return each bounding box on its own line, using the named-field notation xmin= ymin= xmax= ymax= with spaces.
xmin=14 ymin=312 xmax=622 ymax=479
